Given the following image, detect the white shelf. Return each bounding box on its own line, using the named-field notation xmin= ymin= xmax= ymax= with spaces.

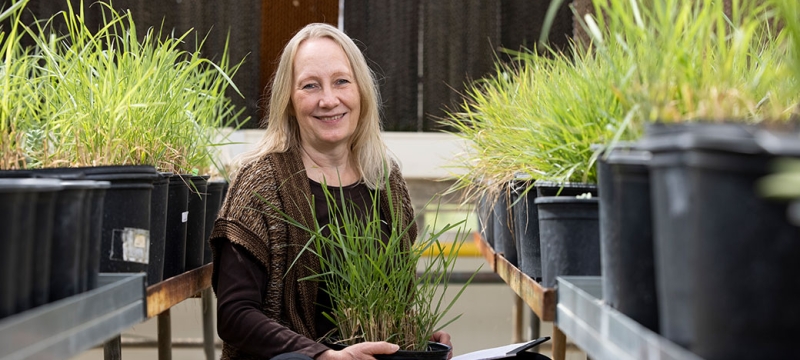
xmin=556 ymin=276 xmax=703 ymax=360
xmin=0 ymin=273 xmax=146 ymax=360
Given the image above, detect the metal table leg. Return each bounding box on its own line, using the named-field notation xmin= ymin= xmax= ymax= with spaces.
xmin=158 ymin=309 xmax=172 ymax=360
xmin=552 ymin=325 xmax=566 ymax=360
xmin=103 ymin=335 xmax=122 ymax=360
xmin=202 ymin=288 xmax=215 ymax=360
xmin=512 ymin=294 xmax=524 ymax=343
xmin=529 ymin=308 xmax=541 ymax=351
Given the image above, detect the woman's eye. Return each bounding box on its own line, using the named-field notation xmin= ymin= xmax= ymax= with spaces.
xmin=302 ymin=83 xmax=317 ymax=90
xmin=335 ymin=79 xmax=351 ymax=86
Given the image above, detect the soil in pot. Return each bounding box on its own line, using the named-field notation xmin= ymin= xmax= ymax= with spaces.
xmin=185 ymin=175 xmax=209 ymax=270
xmin=535 ymin=196 xmax=601 ymax=288
xmin=534 ymin=180 xmax=598 ymax=197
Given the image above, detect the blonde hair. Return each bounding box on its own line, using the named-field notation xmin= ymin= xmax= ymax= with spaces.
xmin=237 ymin=23 xmax=390 ymax=189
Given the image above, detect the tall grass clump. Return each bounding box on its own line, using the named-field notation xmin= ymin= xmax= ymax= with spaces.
xmin=268 ymin=175 xmax=476 ymax=351
xmin=0 ymin=0 xmax=36 ymax=169
xmin=26 ymin=1 xmax=245 ymax=173
xmin=445 ymin=0 xmax=796 ymax=197
xmin=772 ymin=0 xmax=800 ymax=108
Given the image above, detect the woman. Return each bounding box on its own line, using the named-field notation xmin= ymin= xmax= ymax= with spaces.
xmin=209 ymin=23 xmax=452 ymax=360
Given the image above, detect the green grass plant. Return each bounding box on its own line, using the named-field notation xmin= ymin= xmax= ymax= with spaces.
xmin=0 ymin=0 xmax=36 ymax=169
xmin=265 ymin=174 xmax=476 ymax=351
xmin=445 ymin=0 xmax=797 ymax=198
xmin=22 ymin=1 xmax=245 ymax=173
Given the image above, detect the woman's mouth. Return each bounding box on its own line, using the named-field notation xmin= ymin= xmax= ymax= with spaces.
xmin=316 ymin=113 xmax=345 ymax=121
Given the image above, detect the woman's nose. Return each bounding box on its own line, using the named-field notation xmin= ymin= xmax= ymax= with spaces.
xmin=318 ymin=88 xmax=340 ymax=108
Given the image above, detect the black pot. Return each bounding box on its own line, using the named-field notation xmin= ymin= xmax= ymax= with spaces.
xmin=49 ymin=180 xmax=95 ymax=302
xmin=0 ymin=179 xmax=61 ymax=318
xmin=163 ymin=174 xmax=190 ymax=279
xmin=511 ymin=179 xmax=541 ymax=281
xmin=185 ymin=175 xmax=209 ymax=270
xmin=535 ymin=196 xmax=601 ymax=288
xmin=326 ymin=342 xmax=451 ymax=360
xmin=147 ymin=172 xmax=171 ymax=285
xmin=597 ymin=148 xmax=658 ymax=332
xmin=89 ymin=167 xmax=158 ymax=282
xmin=638 ymin=128 xmax=697 ymax=348
xmin=493 ymin=189 xmax=517 ymax=266
xmin=477 ymin=193 xmax=495 ymax=247
xmin=203 ymin=180 xmax=226 ymax=265
xmin=82 ymin=181 xmax=110 ymax=291
xmin=30 ymin=182 xmax=62 ymax=308
xmin=534 ymin=180 xmax=598 ymax=197
xmin=641 ymin=122 xmax=800 ymax=359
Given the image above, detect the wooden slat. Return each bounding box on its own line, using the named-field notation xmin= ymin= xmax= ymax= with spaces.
xmin=474 ymin=232 xmax=557 ymax=321
xmin=146 ymin=264 xmax=213 ymax=318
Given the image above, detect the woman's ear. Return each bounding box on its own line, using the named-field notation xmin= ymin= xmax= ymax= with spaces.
xmin=288 ymin=102 xmax=296 ymax=117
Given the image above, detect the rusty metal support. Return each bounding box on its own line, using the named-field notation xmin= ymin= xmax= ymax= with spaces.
xmin=158 ymin=309 xmax=172 ymax=360
xmin=202 ymin=288 xmax=215 ymax=360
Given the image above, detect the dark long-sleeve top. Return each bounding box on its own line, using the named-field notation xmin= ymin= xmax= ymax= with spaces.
xmin=210 ymin=148 xmax=414 ymax=360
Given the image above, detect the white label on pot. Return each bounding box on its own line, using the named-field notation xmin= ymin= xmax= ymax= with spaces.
xmin=182 ymin=211 xmax=189 ymax=223
xmin=111 ymin=227 xmax=150 ymax=264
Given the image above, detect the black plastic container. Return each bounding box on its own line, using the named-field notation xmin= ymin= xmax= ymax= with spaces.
xmin=163 ymin=174 xmax=190 ymax=279
xmin=477 ymin=193 xmax=495 ymax=247
xmin=535 ymin=196 xmax=601 ymax=288
xmin=90 ymin=167 xmax=157 ymax=281
xmin=534 ymin=180 xmax=598 ymax=197
xmin=511 ymin=179 xmax=541 ymax=281
xmin=0 ymin=179 xmax=61 ymax=318
xmin=30 ymin=182 xmax=61 ymax=308
xmin=0 ymin=185 xmax=26 ymax=318
xmin=49 ymin=180 xmax=94 ymax=302
xmin=203 ymin=180 xmax=226 ymax=265
xmin=597 ymin=149 xmax=659 ymax=332
xmin=326 ymin=342 xmax=451 ymax=360
xmin=147 ymin=172 xmax=170 ymax=285
xmin=641 ymin=122 xmax=800 ymax=359
xmin=82 ymin=181 xmax=110 ymax=292
xmin=185 ymin=175 xmax=209 ymax=270
xmin=493 ymin=189 xmax=517 ymax=266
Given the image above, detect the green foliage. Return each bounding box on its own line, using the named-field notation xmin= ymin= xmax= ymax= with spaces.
xmin=0 ymin=0 xmax=34 ymax=169
xmin=444 ymin=0 xmax=798 ymax=196
xmin=772 ymin=0 xmax=800 ymax=103
xmin=1 ymin=1 xmax=246 ymax=173
xmin=265 ymin=174 xmax=476 ymax=351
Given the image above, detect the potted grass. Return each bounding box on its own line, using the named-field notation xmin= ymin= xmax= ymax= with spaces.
xmin=445 ymin=40 xmax=627 ymax=286
xmin=267 ymin=175 xmax=476 ymax=358
xmin=448 ymin=2 xmax=800 ymax=354
xmin=16 ymin=1 xmax=245 ymax=284
xmin=580 ymin=1 xmax=800 ymax=357
xmin=0 ymin=0 xmax=94 ymax=314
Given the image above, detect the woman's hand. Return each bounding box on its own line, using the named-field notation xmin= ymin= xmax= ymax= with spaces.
xmin=317 ymin=342 xmax=399 ymax=360
xmin=431 ymin=331 xmax=453 ymax=360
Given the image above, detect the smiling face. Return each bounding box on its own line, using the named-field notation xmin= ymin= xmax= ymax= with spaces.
xmin=291 ymin=37 xmax=361 ymax=152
